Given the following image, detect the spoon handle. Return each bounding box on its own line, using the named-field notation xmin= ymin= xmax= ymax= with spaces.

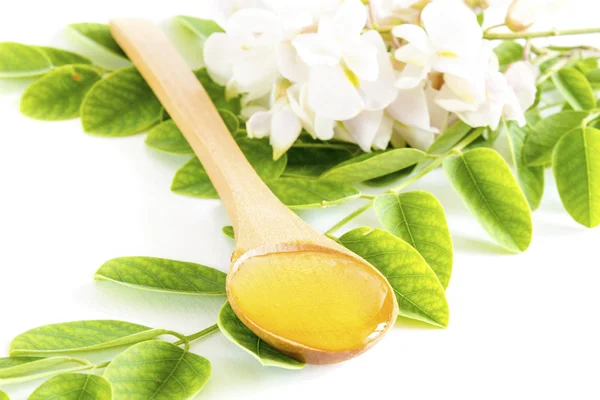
xmin=110 ymin=19 xmax=315 ymax=253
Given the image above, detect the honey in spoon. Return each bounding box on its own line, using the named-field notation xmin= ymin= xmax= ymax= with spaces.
xmin=228 ymin=247 xmax=396 ymax=362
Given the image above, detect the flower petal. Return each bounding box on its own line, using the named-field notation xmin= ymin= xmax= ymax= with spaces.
xmin=372 ymin=114 xmax=394 ymax=150
xmin=287 ymin=84 xmax=317 ymax=136
xmin=343 ymin=109 xmax=384 ymax=152
xmin=342 ymin=38 xmax=378 ymax=81
xmin=505 ymin=61 xmax=537 ymax=112
xmin=315 ymin=114 xmax=336 ymax=140
xmin=359 ymin=31 xmax=399 ymax=109
xmin=276 ymin=42 xmax=309 ymax=83
xmin=387 ymin=86 xmax=433 ymax=131
xmin=396 ymin=64 xmax=430 ymax=89
xmin=270 ymin=107 xmax=303 ymax=159
xmin=392 ymin=24 xmax=431 ymax=53
xmin=435 ymin=83 xmax=479 ymax=113
xmin=233 ymin=48 xmax=279 ymax=98
xmin=444 ymin=73 xmax=486 ymax=106
xmin=247 ymin=111 xmax=273 ymax=138
xmin=394 ymin=44 xmax=431 ymax=66
xmin=203 ymin=33 xmax=242 ymax=85
xmin=308 ymin=65 xmax=364 ymax=120
xmin=421 ymin=1 xmax=482 ymax=55
xmin=393 ymin=123 xmax=436 ymax=151
xmin=292 ymin=32 xmax=340 ymax=67
xmin=227 ymin=9 xmax=283 ymax=46
xmin=334 ymin=0 xmax=368 ymax=36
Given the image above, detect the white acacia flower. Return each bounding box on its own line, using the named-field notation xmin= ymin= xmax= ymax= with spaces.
xmin=292 ymin=0 xmax=397 ymax=121
xmin=388 ymin=84 xmax=448 ymax=150
xmin=392 ymin=0 xmax=483 ymax=89
xmin=203 ymin=9 xmax=312 ymax=100
xmin=435 ymin=50 xmax=534 ymax=130
xmin=246 ymin=83 xmax=304 ymax=160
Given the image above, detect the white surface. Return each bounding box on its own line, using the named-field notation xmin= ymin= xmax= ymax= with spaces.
xmin=1 ymin=1 xmax=600 ymax=399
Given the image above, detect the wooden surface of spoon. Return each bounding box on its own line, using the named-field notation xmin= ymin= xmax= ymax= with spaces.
xmin=110 ymin=19 xmax=398 ymax=364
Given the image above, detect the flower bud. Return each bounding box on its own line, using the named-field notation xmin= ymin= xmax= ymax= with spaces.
xmin=464 ymin=0 xmax=490 ymax=11
xmin=505 ymin=0 xmax=537 ymax=32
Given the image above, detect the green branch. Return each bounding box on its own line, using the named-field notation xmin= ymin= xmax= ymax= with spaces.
xmin=324 ymin=201 xmax=374 ymax=236
xmin=485 ymin=27 xmax=600 ymax=40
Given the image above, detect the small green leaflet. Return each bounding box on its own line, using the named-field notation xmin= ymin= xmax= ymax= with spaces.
xmin=504 ymin=121 xmax=545 ymax=210
xmin=20 ymin=65 xmax=102 ymax=121
xmin=363 ymin=167 xmax=414 ymax=187
xmin=0 ymin=42 xmax=52 ymax=78
xmin=10 ymin=321 xmax=165 ymax=356
xmin=552 ymin=67 xmax=596 ymax=111
xmin=29 ymin=373 xmax=112 ymax=400
xmin=0 ymin=390 xmax=8 ymax=400
xmin=585 ymin=68 xmax=600 ymax=89
xmin=218 ymin=302 xmax=304 ymax=369
xmin=320 ymin=148 xmax=424 ymax=183
xmin=444 ymin=148 xmax=532 ymax=252
xmin=68 ymin=23 xmax=127 ymax=59
xmin=222 ymin=226 xmax=235 ymax=239
xmin=493 ymin=41 xmax=524 ymax=68
xmin=522 ymin=111 xmax=589 ymax=166
xmin=575 ymin=58 xmax=598 ymax=74
xmin=81 ymin=66 xmax=162 ymax=136
xmin=172 ymin=137 xmax=287 ymax=198
xmin=426 ymin=121 xmax=474 ymax=156
xmin=553 ymin=127 xmax=600 ymax=228
xmin=374 ymin=191 xmax=453 ymax=289
xmin=95 ymin=257 xmax=227 ymax=295
xmin=0 ymin=356 xmax=86 ymax=385
xmin=339 ymin=228 xmax=449 ymax=327
xmin=195 ymin=69 xmax=241 ymax=115
xmin=145 ymin=109 xmax=239 ymax=155
xmin=174 ymin=16 xmax=224 ymax=41
xmin=103 ymin=340 xmax=211 ymax=400
xmin=35 ymin=46 xmax=91 ymax=66
xmin=267 ymin=178 xmax=360 ymax=209
xmin=283 ymin=146 xmax=354 ymax=178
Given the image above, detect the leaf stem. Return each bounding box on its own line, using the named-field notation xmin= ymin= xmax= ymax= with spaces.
xmin=174 ymin=324 xmax=220 ymax=346
xmin=324 ymin=201 xmax=374 ymax=236
xmin=484 ymin=27 xmax=600 ymax=40
xmin=360 ymin=194 xmax=376 ymax=200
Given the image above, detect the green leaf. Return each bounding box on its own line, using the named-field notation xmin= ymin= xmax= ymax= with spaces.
xmin=95 ymin=257 xmax=227 ymax=295
xmin=10 ymin=321 xmax=165 ymax=356
xmin=29 ymin=373 xmax=112 ymax=400
xmin=174 ymin=16 xmax=224 ymax=41
xmin=426 ymin=121 xmax=474 ymax=155
xmin=266 ymin=178 xmax=360 ymax=209
xmin=194 ymin=69 xmax=240 ymax=115
xmin=103 ymin=340 xmax=211 ymax=400
xmin=553 ymin=127 xmax=600 ymax=228
xmin=362 ymin=167 xmax=414 ymax=187
xmin=0 ymin=357 xmax=86 ymax=384
xmin=319 ymin=148 xmax=424 ymax=183
xmin=81 ymin=66 xmax=162 ymax=136
xmin=0 ymin=390 xmax=8 ymax=400
xmin=172 ymin=137 xmax=287 ymax=198
xmin=145 ymin=109 xmax=239 ymax=154
xmin=68 ymin=23 xmax=127 ymax=59
xmin=493 ymin=41 xmax=524 ymax=67
xmin=585 ymin=68 xmax=600 ymax=89
xmin=218 ymin=302 xmax=304 ymax=369
xmin=373 ymin=192 xmax=453 ymax=289
xmin=20 ymin=65 xmax=102 ymax=121
xmin=552 ymin=67 xmax=596 ymax=111
xmin=504 ymin=121 xmax=544 ymax=210
xmin=444 ymin=148 xmax=532 ymax=252
xmin=522 ymin=111 xmax=589 ymax=166
xmin=35 ymin=46 xmax=91 ymax=66
xmin=222 ymin=226 xmax=234 ymax=239
xmin=0 ymin=42 xmax=52 ymax=78
xmin=283 ymin=146 xmax=353 ymax=178
xmin=339 ymin=228 xmax=449 ymax=327
xmin=575 ymin=57 xmax=598 ymax=74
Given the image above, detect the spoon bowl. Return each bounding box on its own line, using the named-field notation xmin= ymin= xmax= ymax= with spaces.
xmin=110 ymin=19 xmax=399 ymax=364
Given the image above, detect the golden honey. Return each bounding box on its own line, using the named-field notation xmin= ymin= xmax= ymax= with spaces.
xmin=228 ymin=251 xmax=396 ymax=352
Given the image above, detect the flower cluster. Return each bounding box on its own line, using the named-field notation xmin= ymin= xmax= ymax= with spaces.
xmin=204 ymin=0 xmax=537 ymax=159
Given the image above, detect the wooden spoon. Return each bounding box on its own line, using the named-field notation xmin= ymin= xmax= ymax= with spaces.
xmin=110 ymin=19 xmax=398 ymax=364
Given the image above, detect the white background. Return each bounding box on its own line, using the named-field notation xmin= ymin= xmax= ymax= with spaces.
xmin=1 ymin=1 xmax=600 ymax=399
